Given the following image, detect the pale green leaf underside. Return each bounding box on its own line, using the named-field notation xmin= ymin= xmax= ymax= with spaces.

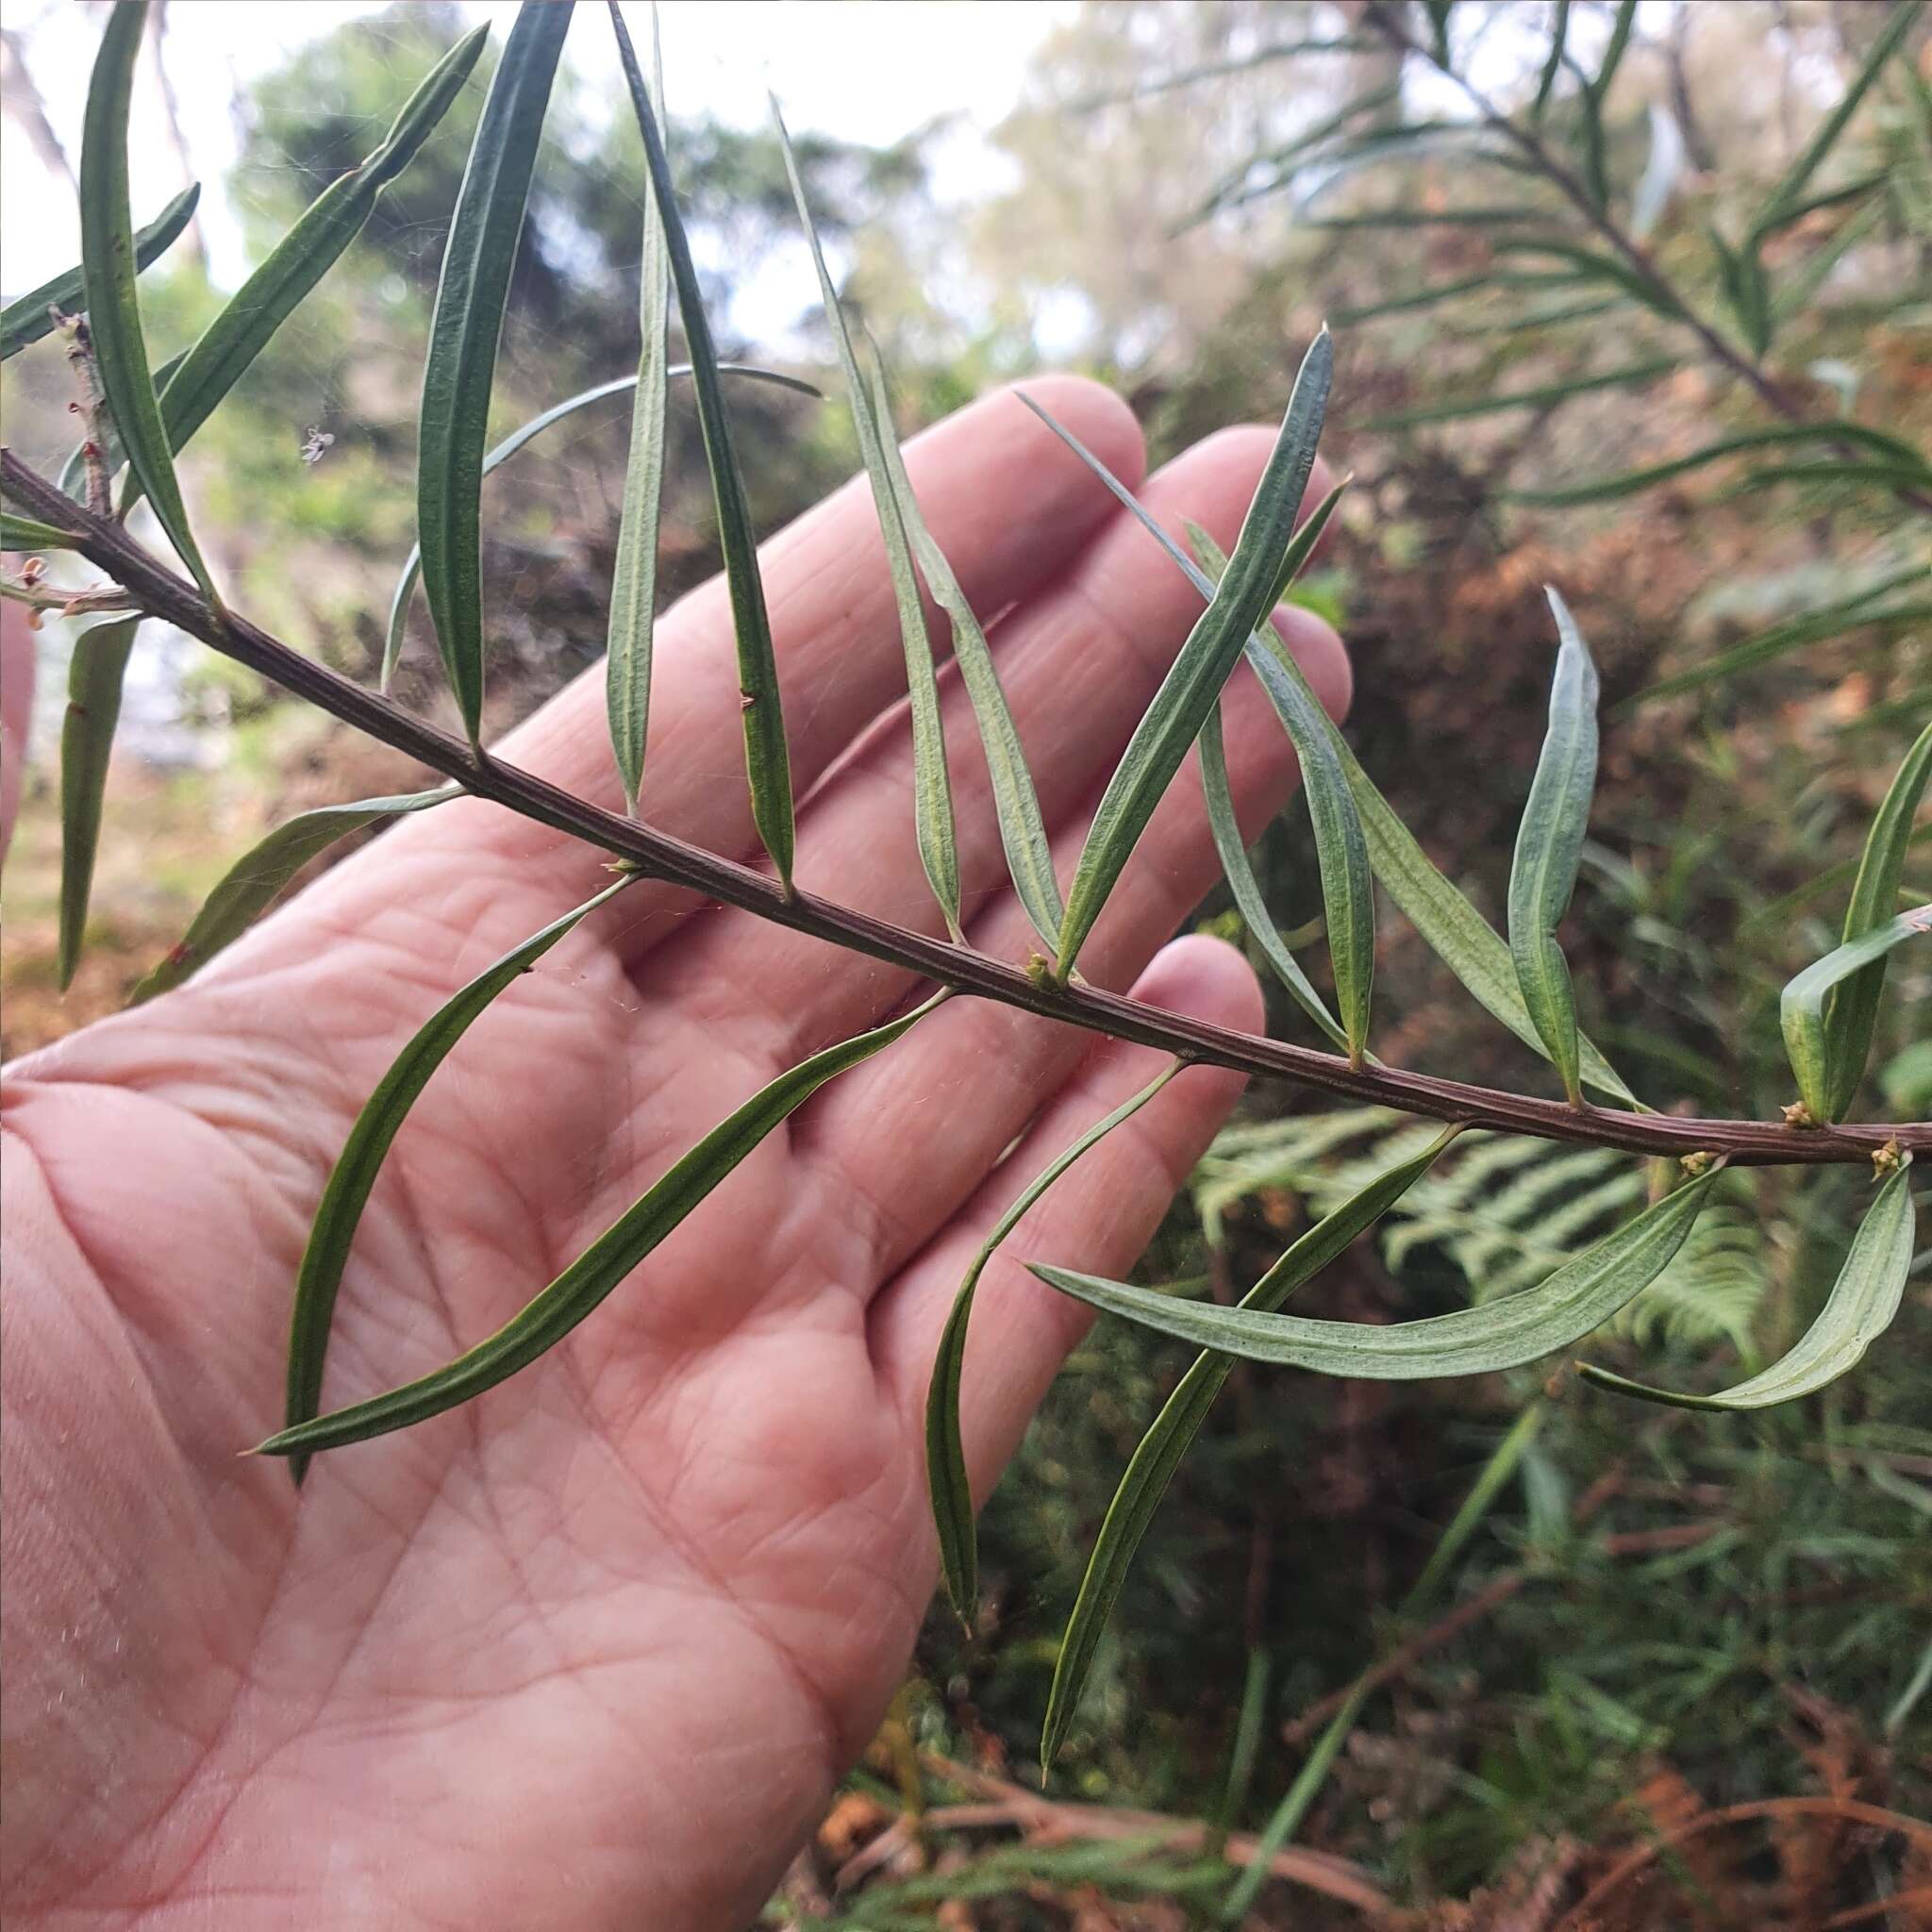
xmin=1782 ymin=907 xmax=1932 ymax=1123
xmin=1581 ymin=1160 xmax=1915 ymax=1410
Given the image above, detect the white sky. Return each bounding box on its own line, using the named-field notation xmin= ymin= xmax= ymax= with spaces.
xmin=2 ymin=0 xmax=1073 ymax=323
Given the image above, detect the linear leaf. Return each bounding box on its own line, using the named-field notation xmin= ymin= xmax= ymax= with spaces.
xmin=1581 ymin=1161 xmax=1915 ymax=1410
xmin=258 ymin=991 xmax=944 ymax=1460
xmin=1019 ymin=397 xmax=1641 ymax=1108
xmin=129 ymin=786 xmax=455 ymax=1005
xmin=607 ymin=15 xmax=670 ymax=817
xmin=775 ymin=102 xmax=959 ymax=934
xmin=1186 ymin=518 xmax=1373 ymax=1063
xmin=78 ymin=2 xmax=216 ymax=602
xmin=278 ymin=873 xmax=635 ymax=1480
xmin=1769 ymin=193 xmax=1887 ymax=325
xmin=58 ymin=616 xmax=140 ymax=989
xmin=382 ymin=361 xmax=820 ymax=692
xmin=1 ymin=512 xmax=79 ymax=551
xmin=1507 ymin=423 xmax=1930 ymax=507
xmin=1507 ymin=590 xmax=1599 ymax=1104
xmin=120 ymin=24 xmax=487 ymax=520
xmin=1492 ymin=236 xmax=1678 ymax=316
xmin=610 ymin=0 xmax=794 ymax=888
xmin=1750 ymin=0 xmax=1923 ymax=235
xmin=1041 ymin=1128 xmax=1459 ymax=1768
xmin=1198 ymin=700 xmax=1350 ymax=1054
xmin=1824 ymin=724 xmax=1932 ymax=1120
xmin=1029 ymin=1166 xmax=1719 ymax=1377
xmin=1631 ymin=103 xmax=1686 ymax=242
xmin=1625 ymin=573 xmax=1930 ymax=706
xmin=1354 ymin=358 xmax=1674 ymax=432
xmin=1782 ymin=906 xmax=1932 ymax=1123
xmin=878 ymin=385 xmax=1062 ymax=952
xmin=928 ymin=1064 xmax=1180 ymax=1622
xmin=1531 ymin=0 xmax=1571 ymax=123
xmin=1194 ymin=85 xmax=1406 ymax=221
xmin=1303 ymin=204 xmax=1553 ymax=231
xmin=1054 ymin=329 xmax=1333 ymax=982
xmin=417 ymin=0 xmax=570 ymax=746
xmin=1 ymin=182 xmax=198 ymax=361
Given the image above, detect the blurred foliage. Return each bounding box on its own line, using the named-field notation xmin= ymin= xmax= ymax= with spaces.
xmin=3 ymin=1 xmax=1929 ymax=1924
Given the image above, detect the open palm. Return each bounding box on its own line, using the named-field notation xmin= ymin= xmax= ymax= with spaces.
xmin=1 ymin=378 xmax=1345 ymax=1929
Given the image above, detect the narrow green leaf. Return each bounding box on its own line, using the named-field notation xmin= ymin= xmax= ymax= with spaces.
xmin=1591 ymin=0 xmax=1638 ymax=101
xmin=1507 ymin=590 xmax=1599 ymax=1105
xmin=877 ymin=376 xmax=1062 ymax=953
xmin=1581 ymin=1160 xmax=1915 ymax=1409
xmin=58 ymin=616 xmax=141 ymax=990
xmin=1624 ymin=572 xmax=1930 ymax=707
xmin=1782 ymin=906 xmax=1932 ymax=1123
xmin=1303 ymin=205 xmax=1552 ymax=232
xmin=381 ymin=361 xmax=820 ymax=692
xmin=1750 ymin=0 xmax=1923 ymax=235
xmin=1824 ymin=724 xmax=1932 ymax=1120
xmin=1054 ymin=329 xmax=1333 ymax=983
xmin=1769 ymin=193 xmax=1886 ymax=325
xmin=1194 ymin=86 xmax=1405 ymax=221
xmin=609 ymin=0 xmax=793 ymax=888
xmin=129 ymin=786 xmax=456 ymax=1005
xmin=1530 ymin=0 xmax=1572 ymax=124
xmin=607 ymin=15 xmax=670 ymax=818
xmin=258 ymin=990 xmax=944 ymax=1461
xmin=278 ymin=873 xmax=635 ymax=1481
xmin=928 ymin=1064 xmax=1181 ymax=1622
xmin=78 ymin=2 xmax=216 ymax=602
xmin=1186 ymin=518 xmax=1373 ymax=1064
xmin=1492 ymin=237 xmax=1678 ymax=316
xmin=1020 ymin=396 xmax=1641 ymax=1108
xmin=1 ymin=182 xmax=199 ymax=361
xmin=417 ymin=0 xmax=571 ymax=746
xmin=120 ymin=25 xmax=488 ymax=520
xmin=1507 ymin=423 xmax=1929 ymax=507
xmin=1 ymin=512 xmax=79 ymax=552
xmin=1354 ymin=358 xmax=1674 ymax=433
xmin=1198 ymin=700 xmax=1350 ymax=1054
xmin=1029 ymin=1166 xmax=1718 ymax=1378
xmin=775 ymin=102 xmax=960 ymax=936
xmin=1041 ymin=1128 xmax=1461 ymax=1767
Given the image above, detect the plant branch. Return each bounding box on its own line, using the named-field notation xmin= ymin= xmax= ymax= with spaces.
xmin=6 ymin=446 xmax=1926 ymax=1170
xmin=1360 ymin=2 xmax=1932 ymax=517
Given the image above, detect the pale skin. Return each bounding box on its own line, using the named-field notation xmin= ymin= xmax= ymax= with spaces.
xmin=0 ymin=377 xmax=1347 ymax=1930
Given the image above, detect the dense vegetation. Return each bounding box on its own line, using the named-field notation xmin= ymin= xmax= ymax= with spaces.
xmin=2 ymin=3 xmax=1927 ymax=1926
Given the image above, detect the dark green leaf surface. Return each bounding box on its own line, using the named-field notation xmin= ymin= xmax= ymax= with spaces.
xmin=1029 ymin=1166 xmax=1717 ymax=1377
xmin=1053 ymin=329 xmax=1332 ymax=981
xmin=1 ymin=182 xmax=198 ymax=361
xmin=1019 ymin=396 xmax=1641 ymax=1107
xmin=1507 ymin=590 xmax=1599 ymax=1104
xmin=1581 ymin=1160 xmax=1916 ymax=1409
xmin=1821 ymin=724 xmax=1932 ymax=1120
xmin=417 ymin=0 xmax=571 ymax=744
xmin=776 ymin=103 xmax=959 ymax=934
xmin=78 ymin=3 xmax=217 ymax=601
xmin=382 ymin=363 xmax=819 ymax=691
xmin=1 ymin=512 xmax=79 ymax=551
xmin=607 ymin=15 xmax=670 ymax=816
xmin=1782 ymin=907 xmax=1932 ymax=1123
xmin=928 ymin=1065 xmax=1180 ymax=1622
xmin=258 ymin=991 xmax=944 ymax=1461
xmin=1186 ymin=518 xmax=1373 ymax=1063
xmin=58 ymin=617 xmax=141 ymax=989
xmin=1041 ymin=1128 xmax=1458 ymax=1767
xmin=1354 ymin=358 xmax=1674 ymax=432
xmin=611 ymin=0 xmax=794 ymax=887
xmin=1197 ymin=699 xmax=1350 ymax=1054
xmin=130 ymin=787 xmax=455 ymax=1005
xmin=121 ymin=25 xmax=487 ymax=520
xmin=278 ymin=873 xmax=634 ymax=1480
xmin=1531 ymin=0 xmax=1571 ymax=121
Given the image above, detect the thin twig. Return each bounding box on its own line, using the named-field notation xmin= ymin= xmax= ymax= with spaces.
xmin=58 ymin=315 xmax=114 ymax=518
xmin=5 ymin=447 xmax=1927 ymax=1169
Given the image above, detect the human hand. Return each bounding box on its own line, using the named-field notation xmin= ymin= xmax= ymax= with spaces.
xmin=0 ymin=377 xmax=1345 ymax=1929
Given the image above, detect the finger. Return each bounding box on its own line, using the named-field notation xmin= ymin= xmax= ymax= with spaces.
xmin=866 ymin=934 xmax=1260 ymax=1495
xmin=382 ymin=376 xmax=1146 ymax=948
xmin=660 ymin=423 xmax=1341 ymax=1059
xmin=793 ymin=608 xmax=1340 ymax=1286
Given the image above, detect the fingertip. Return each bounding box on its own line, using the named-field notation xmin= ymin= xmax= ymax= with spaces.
xmin=1131 ymin=931 xmax=1267 ymax=1043
xmin=1269 ymin=603 xmax=1353 ymax=724
xmin=998 ymin=370 xmax=1149 ymax=497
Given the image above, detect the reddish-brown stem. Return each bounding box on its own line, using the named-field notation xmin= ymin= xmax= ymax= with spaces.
xmin=5 ymin=448 xmax=1926 ymax=1168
